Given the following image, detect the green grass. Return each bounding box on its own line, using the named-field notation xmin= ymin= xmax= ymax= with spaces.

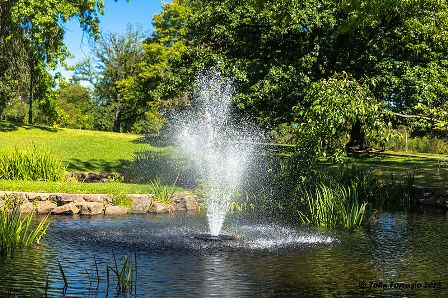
xmin=0 ymin=121 xmax=168 ymax=173
xmin=344 ymin=154 xmax=448 ymax=187
xmin=0 ymin=180 xmax=162 ymax=194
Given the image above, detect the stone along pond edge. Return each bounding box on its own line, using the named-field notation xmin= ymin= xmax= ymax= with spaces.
xmin=0 ymin=191 xmax=202 ymax=215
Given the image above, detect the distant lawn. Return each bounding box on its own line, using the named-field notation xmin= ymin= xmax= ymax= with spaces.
xmin=0 ymin=179 xmax=158 ymax=194
xmin=0 ymin=121 xmax=170 ymax=173
xmin=345 ymin=154 xmax=448 ymax=187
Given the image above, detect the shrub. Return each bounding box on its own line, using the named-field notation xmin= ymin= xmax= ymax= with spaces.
xmin=0 ymin=146 xmax=66 ymax=181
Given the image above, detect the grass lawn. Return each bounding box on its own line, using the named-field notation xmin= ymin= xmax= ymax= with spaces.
xmin=0 ymin=180 xmax=158 ymax=194
xmin=0 ymin=121 xmax=170 ymax=173
xmin=345 ymin=153 xmax=448 ymax=187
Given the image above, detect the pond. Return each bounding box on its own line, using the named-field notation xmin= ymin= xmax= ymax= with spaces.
xmin=1 ymin=207 xmax=447 ymax=297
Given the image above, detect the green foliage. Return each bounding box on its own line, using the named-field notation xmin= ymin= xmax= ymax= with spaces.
xmin=299 ymin=184 xmax=367 ymax=230
xmin=112 ymin=194 xmax=133 ymax=209
xmin=293 ymin=73 xmax=387 ymax=161
xmin=74 ymin=26 xmax=146 ymax=133
xmin=0 ymin=146 xmax=66 ymax=181
xmin=149 ymin=177 xmax=178 ymax=204
xmin=55 ymin=83 xmax=95 ymax=129
xmin=0 ymin=0 xmax=108 ymax=124
xmin=0 ymin=200 xmax=50 ymax=255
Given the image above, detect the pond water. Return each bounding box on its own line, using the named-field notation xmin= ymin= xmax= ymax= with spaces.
xmin=1 ymin=208 xmax=447 ymax=297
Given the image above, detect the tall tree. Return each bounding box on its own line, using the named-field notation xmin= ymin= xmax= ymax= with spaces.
xmin=0 ymin=0 xmax=109 ymax=123
xmin=74 ymin=26 xmax=145 ymax=132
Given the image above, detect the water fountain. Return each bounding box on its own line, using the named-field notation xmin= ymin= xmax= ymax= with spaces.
xmin=178 ymin=68 xmax=257 ymax=237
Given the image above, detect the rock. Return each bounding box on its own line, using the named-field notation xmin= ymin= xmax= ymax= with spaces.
xmin=51 ymin=194 xmax=86 ymax=206
xmin=84 ymin=194 xmax=113 ymax=204
xmin=170 ymin=192 xmax=200 ymax=211
xmin=66 ymin=172 xmax=123 ymax=183
xmin=36 ymin=201 xmax=57 ymax=214
xmin=104 ymin=205 xmax=128 ymax=215
xmin=20 ymin=201 xmax=35 ymax=214
xmin=149 ymin=202 xmax=170 ymax=214
xmin=26 ymin=193 xmax=49 ymax=201
xmin=77 ymin=201 xmax=105 ymax=215
xmin=0 ymin=199 xmax=3 ymax=208
xmin=51 ymin=203 xmax=79 ymax=215
xmin=130 ymin=195 xmax=153 ymax=214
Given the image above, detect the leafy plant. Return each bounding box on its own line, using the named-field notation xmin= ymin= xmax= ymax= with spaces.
xmin=0 ymin=145 xmax=66 ymax=181
xmin=299 ymin=184 xmax=367 ymax=230
xmin=0 ymin=199 xmax=50 ymax=255
xmin=112 ymin=194 xmax=133 ymax=209
xmin=149 ymin=176 xmax=178 ymax=204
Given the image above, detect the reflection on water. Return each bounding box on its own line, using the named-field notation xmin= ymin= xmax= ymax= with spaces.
xmin=0 ymin=208 xmax=447 ymax=297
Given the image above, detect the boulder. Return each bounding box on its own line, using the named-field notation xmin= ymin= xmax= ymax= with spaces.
xmin=149 ymin=202 xmax=170 ymax=214
xmin=130 ymin=195 xmax=153 ymax=214
xmin=27 ymin=193 xmax=49 ymax=201
xmin=51 ymin=203 xmax=79 ymax=215
xmin=51 ymin=194 xmax=86 ymax=206
xmin=20 ymin=201 xmax=35 ymax=214
xmin=104 ymin=205 xmax=128 ymax=215
xmin=36 ymin=201 xmax=57 ymax=214
xmin=77 ymin=201 xmax=105 ymax=215
xmin=170 ymin=192 xmax=200 ymax=211
xmin=0 ymin=199 xmax=3 ymax=208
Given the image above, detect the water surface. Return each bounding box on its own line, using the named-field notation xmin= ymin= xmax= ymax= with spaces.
xmin=0 ymin=208 xmax=447 ymax=297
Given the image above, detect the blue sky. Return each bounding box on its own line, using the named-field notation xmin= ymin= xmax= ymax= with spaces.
xmin=59 ymin=0 xmax=164 ymax=80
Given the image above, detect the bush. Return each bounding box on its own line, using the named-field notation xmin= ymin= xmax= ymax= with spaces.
xmin=0 ymin=146 xmax=66 ymax=181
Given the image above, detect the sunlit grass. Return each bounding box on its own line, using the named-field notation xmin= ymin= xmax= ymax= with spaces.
xmin=0 ymin=121 xmax=169 ymax=173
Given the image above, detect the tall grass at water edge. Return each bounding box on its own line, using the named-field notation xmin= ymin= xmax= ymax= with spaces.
xmin=299 ymin=184 xmax=367 ymax=229
xmin=0 ymin=201 xmax=50 ymax=255
xmin=0 ymin=146 xmax=66 ymax=181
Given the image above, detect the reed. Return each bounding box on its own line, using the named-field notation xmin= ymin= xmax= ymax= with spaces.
xmin=109 ymin=252 xmax=136 ymax=295
xmin=0 ymin=145 xmax=65 ymax=181
xmin=0 ymin=201 xmax=50 ymax=255
xmin=299 ymin=184 xmax=367 ymax=229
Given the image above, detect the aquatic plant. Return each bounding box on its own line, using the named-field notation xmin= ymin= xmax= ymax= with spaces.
xmin=0 ymin=201 xmax=50 ymax=255
xmin=299 ymin=184 xmax=367 ymax=229
xmin=108 ymin=252 xmax=137 ymax=295
xmin=0 ymin=145 xmax=66 ymax=181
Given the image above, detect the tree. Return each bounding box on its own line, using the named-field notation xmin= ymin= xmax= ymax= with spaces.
xmin=74 ymin=26 xmax=146 ymax=132
xmin=56 ymin=83 xmax=95 ymax=129
xmin=0 ymin=0 xmax=110 ymax=123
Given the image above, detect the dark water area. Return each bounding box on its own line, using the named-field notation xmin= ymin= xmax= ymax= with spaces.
xmin=0 ymin=208 xmax=447 ymax=297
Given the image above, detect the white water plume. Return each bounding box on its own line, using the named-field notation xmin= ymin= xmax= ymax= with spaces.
xmin=178 ymin=69 xmax=257 ymax=236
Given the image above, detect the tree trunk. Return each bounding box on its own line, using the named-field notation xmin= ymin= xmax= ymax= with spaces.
xmin=28 ymin=63 xmax=34 ymax=125
xmin=346 ymin=120 xmax=365 ymax=151
xmin=113 ymin=107 xmax=121 ymax=132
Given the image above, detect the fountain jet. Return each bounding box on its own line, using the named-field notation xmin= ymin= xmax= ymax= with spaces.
xmin=178 ymin=68 xmax=257 ymax=236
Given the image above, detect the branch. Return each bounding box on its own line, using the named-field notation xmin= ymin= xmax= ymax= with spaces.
xmin=390 ymin=111 xmax=442 ymax=123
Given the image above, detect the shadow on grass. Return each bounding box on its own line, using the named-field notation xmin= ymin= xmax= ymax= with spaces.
xmin=66 ymin=158 xmax=130 ymax=173
xmin=132 ymin=134 xmax=175 ymax=147
xmin=0 ymin=121 xmax=58 ymax=132
xmin=347 ymin=155 xmax=447 ymax=186
xmin=122 ymin=150 xmax=199 ymax=188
